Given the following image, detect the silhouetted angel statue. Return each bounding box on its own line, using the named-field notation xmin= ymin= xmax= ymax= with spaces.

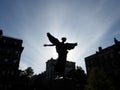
xmin=44 ymin=33 xmax=77 ymax=77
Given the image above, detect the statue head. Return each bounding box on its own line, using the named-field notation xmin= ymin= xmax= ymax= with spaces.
xmin=61 ymin=37 xmax=66 ymax=42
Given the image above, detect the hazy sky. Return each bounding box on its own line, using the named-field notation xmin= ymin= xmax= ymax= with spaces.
xmin=0 ymin=0 xmax=120 ymax=74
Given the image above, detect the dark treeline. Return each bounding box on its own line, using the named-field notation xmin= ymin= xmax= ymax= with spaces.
xmin=0 ymin=66 xmax=87 ymax=90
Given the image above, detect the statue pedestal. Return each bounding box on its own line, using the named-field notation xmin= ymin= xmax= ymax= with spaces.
xmin=48 ymin=77 xmax=75 ymax=90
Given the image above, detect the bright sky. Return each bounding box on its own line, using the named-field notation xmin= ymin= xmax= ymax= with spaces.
xmin=0 ymin=0 xmax=120 ymax=74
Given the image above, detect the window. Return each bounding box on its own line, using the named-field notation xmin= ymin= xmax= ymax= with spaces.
xmin=14 ymin=42 xmax=17 ymax=45
xmin=110 ymin=53 xmax=114 ymax=58
xmin=118 ymin=51 xmax=120 ymax=54
xmin=13 ymin=60 xmax=17 ymax=63
xmin=15 ymin=51 xmax=19 ymax=54
xmin=7 ymin=49 xmax=11 ymax=54
xmin=4 ymin=58 xmax=8 ymax=62
xmin=104 ymin=55 xmax=108 ymax=60
xmin=3 ymin=39 xmax=6 ymax=43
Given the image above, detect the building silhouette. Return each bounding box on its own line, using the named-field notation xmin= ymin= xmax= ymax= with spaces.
xmin=0 ymin=30 xmax=24 ymax=89
xmin=46 ymin=58 xmax=75 ymax=80
xmin=85 ymin=38 xmax=120 ymax=90
xmin=0 ymin=30 xmax=24 ymax=74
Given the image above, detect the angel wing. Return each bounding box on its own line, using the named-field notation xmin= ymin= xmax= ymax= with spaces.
xmin=47 ymin=33 xmax=60 ymax=45
xmin=66 ymin=43 xmax=77 ymax=50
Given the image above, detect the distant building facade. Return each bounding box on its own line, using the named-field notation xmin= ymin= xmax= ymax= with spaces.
xmin=0 ymin=30 xmax=24 ymax=76
xmin=85 ymin=38 xmax=120 ymax=89
xmin=46 ymin=58 xmax=75 ymax=79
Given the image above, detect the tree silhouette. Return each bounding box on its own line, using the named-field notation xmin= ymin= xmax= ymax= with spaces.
xmin=25 ymin=67 xmax=34 ymax=77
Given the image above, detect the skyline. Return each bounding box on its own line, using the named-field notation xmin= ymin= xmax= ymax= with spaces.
xmin=0 ymin=0 xmax=120 ymax=74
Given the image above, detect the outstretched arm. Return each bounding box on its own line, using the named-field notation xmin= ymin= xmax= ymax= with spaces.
xmin=74 ymin=43 xmax=78 ymax=46
xmin=44 ymin=44 xmax=55 ymax=47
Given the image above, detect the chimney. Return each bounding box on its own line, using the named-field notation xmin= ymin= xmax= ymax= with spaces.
xmin=114 ymin=38 xmax=119 ymax=45
xmin=0 ymin=30 xmax=3 ymax=36
xmin=98 ymin=47 xmax=102 ymax=52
